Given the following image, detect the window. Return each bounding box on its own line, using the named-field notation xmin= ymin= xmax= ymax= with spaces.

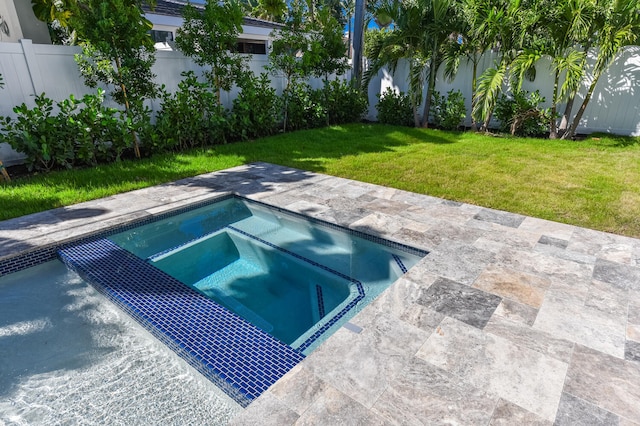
xmin=150 ymin=30 xmax=174 ymax=43
xmin=234 ymin=40 xmax=267 ymax=55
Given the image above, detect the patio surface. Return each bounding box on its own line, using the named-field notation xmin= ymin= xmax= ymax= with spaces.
xmin=2 ymin=162 xmax=640 ymax=425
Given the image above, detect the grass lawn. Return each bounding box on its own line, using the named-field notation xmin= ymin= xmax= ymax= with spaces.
xmin=2 ymin=123 xmax=640 ymax=238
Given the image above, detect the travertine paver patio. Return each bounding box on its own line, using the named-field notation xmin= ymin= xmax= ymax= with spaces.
xmin=2 ymin=162 xmax=640 ymax=424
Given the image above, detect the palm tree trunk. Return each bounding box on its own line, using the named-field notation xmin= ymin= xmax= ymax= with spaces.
xmin=0 ymin=160 xmax=10 ymax=182
xmin=482 ymin=112 xmax=493 ymax=133
xmin=470 ymin=57 xmax=478 ymax=131
xmin=347 ymin=16 xmax=352 ymax=59
xmin=565 ymin=76 xmax=599 ymax=139
xmin=421 ymin=52 xmax=437 ymax=128
xmin=549 ymin=69 xmax=560 ymax=139
xmin=558 ymin=96 xmax=575 ymax=137
xmin=560 ymin=43 xmax=590 ymax=139
xmin=412 ymin=103 xmax=420 ymax=127
xmin=283 ymin=74 xmax=292 ymax=132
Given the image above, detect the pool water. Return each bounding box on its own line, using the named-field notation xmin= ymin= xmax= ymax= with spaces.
xmin=151 ymin=230 xmax=353 ymax=345
xmin=0 ymin=261 xmax=241 ymax=424
xmin=109 ymin=196 xmax=426 ymax=352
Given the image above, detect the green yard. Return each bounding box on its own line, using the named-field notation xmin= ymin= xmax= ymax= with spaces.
xmin=2 ymin=124 xmax=640 ymax=237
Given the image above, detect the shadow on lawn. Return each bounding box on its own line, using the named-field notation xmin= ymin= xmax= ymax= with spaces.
xmin=215 ymin=124 xmax=460 ymax=172
xmin=1 ymin=124 xmax=462 ymax=223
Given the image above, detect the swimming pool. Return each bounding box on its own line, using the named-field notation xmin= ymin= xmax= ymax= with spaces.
xmin=5 ymin=194 xmax=428 ymax=409
xmin=107 ymin=196 xmax=426 ymax=353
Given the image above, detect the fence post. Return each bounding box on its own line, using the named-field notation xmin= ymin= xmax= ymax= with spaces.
xmin=19 ymin=39 xmax=44 ymax=96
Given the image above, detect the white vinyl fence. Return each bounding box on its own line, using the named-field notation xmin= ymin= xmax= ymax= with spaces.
xmin=1 ymin=40 xmax=639 ymax=165
xmin=365 ymin=47 xmax=640 ymax=136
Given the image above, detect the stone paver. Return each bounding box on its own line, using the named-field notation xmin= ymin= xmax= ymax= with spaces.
xmin=2 ymin=162 xmax=640 ymax=424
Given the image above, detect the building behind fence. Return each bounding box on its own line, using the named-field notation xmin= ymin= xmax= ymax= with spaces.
xmin=1 ymin=40 xmax=639 ymax=166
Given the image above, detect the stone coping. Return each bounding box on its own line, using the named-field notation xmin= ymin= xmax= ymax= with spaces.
xmin=2 ymin=162 xmax=640 ymax=424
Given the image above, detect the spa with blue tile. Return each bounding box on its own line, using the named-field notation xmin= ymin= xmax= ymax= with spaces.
xmin=2 ymin=162 xmax=640 ymax=424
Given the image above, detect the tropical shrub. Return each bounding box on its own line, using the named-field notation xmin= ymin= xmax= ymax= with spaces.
xmin=154 ymin=71 xmax=229 ymax=152
xmin=431 ymin=90 xmax=467 ymax=130
xmin=1 ymin=94 xmax=74 ymax=171
xmin=0 ymin=91 xmax=129 ymax=172
xmin=494 ymin=89 xmax=552 ymax=137
xmin=282 ymin=81 xmax=321 ymax=131
xmin=69 ymin=90 xmax=131 ymax=163
xmin=230 ymin=72 xmax=281 ymax=140
xmin=324 ymin=79 xmax=368 ymax=125
xmin=375 ymin=88 xmax=414 ymax=126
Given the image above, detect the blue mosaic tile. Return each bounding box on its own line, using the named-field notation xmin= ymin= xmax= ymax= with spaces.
xmin=58 ymin=238 xmax=304 ymax=407
xmin=0 ymin=246 xmax=57 ymax=277
xmin=316 ymin=284 xmax=326 ymax=318
xmin=2 ymin=193 xmax=427 ymax=276
xmin=225 ymin=224 xmax=366 ymax=353
xmin=392 ymin=254 xmax=408 ymax=274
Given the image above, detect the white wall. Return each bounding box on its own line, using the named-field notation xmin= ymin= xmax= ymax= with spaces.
xmin=366 ymin=48 xmax=640 ymax=136
xmin=0 ymin=41 xmax=288 ymax=165
xmin=1 ymin=41 xmax=639 ymax=165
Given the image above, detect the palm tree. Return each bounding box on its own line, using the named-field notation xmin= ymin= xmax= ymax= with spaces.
xmin=365 ymin=0 xmax=428 ymax=127
xmin=472 ymin=0 xmax=542 ymax=131
xmin=419 ymin=0 xmax=462 ymax=127
xmin=535 ymin=0 xmax=595 ymax=138
xmin=342 ymin=0 xmax=355 ymax=57
xmin=441 ymin=0 xmax=499 ymax=130
xmin=563 ymin=0 xmax=640 ymax=138
xmin=365 ymin=0 xmax=460 ymax=127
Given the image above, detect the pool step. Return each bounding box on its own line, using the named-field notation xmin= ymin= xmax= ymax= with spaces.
xmin=57 ymin=238 xmax=304 ymax=407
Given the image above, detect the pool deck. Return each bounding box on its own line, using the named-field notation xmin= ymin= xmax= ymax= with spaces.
xmin=2 ymin=162 xmax=640 ymax=424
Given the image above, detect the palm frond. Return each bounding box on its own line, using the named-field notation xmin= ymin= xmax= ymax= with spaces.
xmin=554 ymin=48 xmax=585 ymax=100
xmin=510 ymin=49 xmax=542 ymax=89
xmin=473 ymin=63 xmax=506 ymax=122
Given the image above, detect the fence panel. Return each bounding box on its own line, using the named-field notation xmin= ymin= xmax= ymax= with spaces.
xmin=1 ymin=41 xmax=639 ymax=166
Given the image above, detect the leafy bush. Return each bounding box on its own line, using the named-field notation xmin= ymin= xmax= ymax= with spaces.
xmin=0 ymin=91 xmax=128 ymax=172
xmin=431 ymin=90 xmax=467 ymax=130
xmin=66 ymin=90 xmax=131 ymax=164
xmin=375 ymin=88 xmax=414 ymax=126
xmin=494 ymin=89 xmax=551 ymax=137
xmin=0 ymin=94 xmax=68 ymax=171
xmin=324 ymin=79 xmax=368 ymax=125
xmin=154 ymin=71 xmax=229 ymax=152
xmin=282 ymin=81 xmax=322 ymax=131
xmin=230 ymin=72 xmax=281 ymax=141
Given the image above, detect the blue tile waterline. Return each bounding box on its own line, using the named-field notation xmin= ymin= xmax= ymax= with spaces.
xmin=392 ymin=254 xmax=408 ymax=274
xmin=225 ymin=225 xmax=366 ymax=352
xmin=1 ymin=194 xmax=428 ymax=277
xmin=57 ymin=238 xmax=304 ymax=407
xmin=316 ymin=285 xmax=326 ymax=318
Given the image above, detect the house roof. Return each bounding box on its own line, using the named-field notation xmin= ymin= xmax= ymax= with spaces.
xmin=143 ymin=0 xmax=285 ymax=29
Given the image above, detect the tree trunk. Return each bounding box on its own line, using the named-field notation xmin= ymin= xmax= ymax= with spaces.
xmin=283 ymin=77 xmax=290 ymax=133
xmin=549 ymin=69 xmax=560 ymax=139
xmin=421 ymin=52 xmax=437 ymax=128
xmin=565 ymin=77 xmax=599 ymax=139
xmin=470 ymin=57 xmax=478 ymax=131
xmin=0 ymin=160 xmax=10 ymax=182
xmin=560 ymin=43 xmax=590 ymax=139
xmin=325 ymin=75 xmax=330 ymax=126
xmin=347 ymin=16 xmax=352 ymax=59
xmin=114 ymin=55 xmax=141 ymax=159
xmin=412 ymin=101 xmax=420 ymax=128
xmin=558 ymin=96 xmax=575 ymax=138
